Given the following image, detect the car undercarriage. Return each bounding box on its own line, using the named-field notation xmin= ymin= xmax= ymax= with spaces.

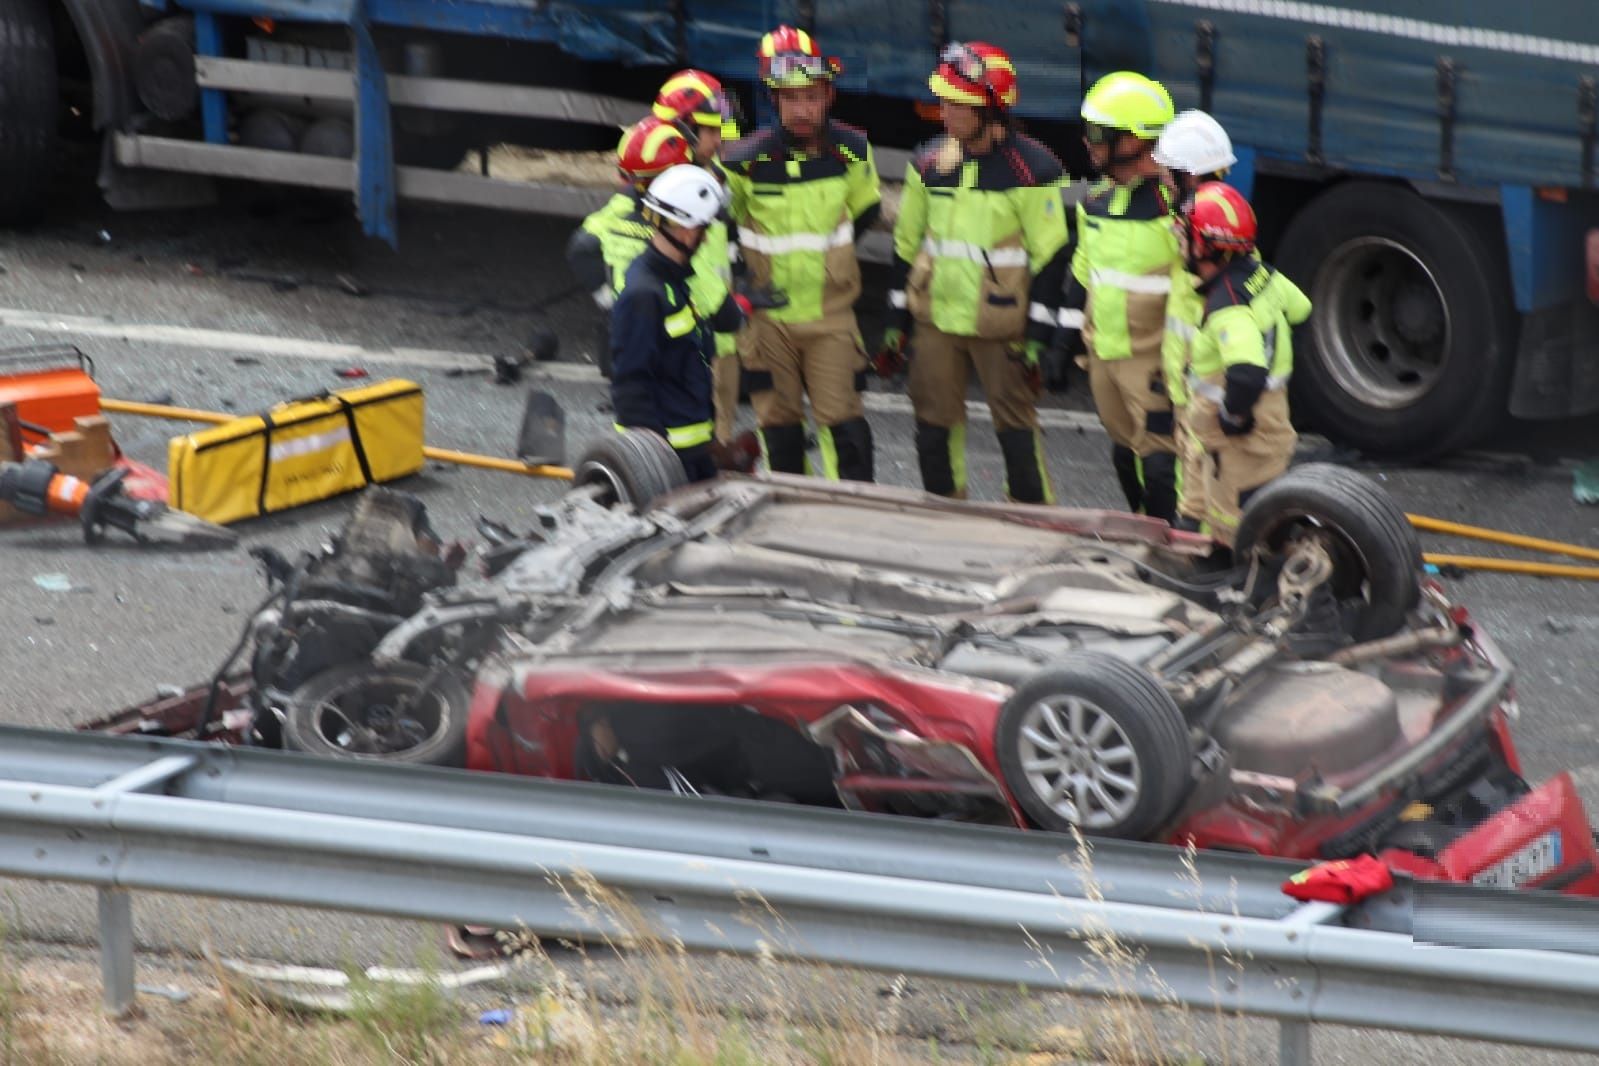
xmin=83 ymin=431 xmax=1599 ymax=896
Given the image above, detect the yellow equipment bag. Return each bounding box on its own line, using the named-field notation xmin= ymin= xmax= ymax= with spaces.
xmin=168 ymin=379 xmax=425 ymax=524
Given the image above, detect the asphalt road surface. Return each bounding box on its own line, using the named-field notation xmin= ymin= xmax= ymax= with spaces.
xmin=2 ymin=185 xmax=1599 ymax=1063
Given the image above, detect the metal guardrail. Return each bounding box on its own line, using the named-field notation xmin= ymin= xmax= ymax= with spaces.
xmin=4 ymin=725 xmax=1599 ymax=1064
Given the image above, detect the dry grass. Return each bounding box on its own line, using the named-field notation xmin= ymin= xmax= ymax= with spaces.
xmin=0 ymin=843 xmax=1252 ymax=1066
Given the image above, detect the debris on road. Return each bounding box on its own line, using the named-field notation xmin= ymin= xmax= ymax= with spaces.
xmin=335 ymin=367 xmax=369 ymax=379
xmin=32 ymin=573 xmax=73 ymax=592
xmin=1575 ymin=459 xmax=1599 ymax=504
xmin=137 ymin=983 xmax=193 ymax=1004
xmin=204 ymin=944 xmax=517 ymax=1014
xmin=514 ymin=388 xmax=566 ymax=465
xmin=335 ymin=273 xmax=369 ymax=298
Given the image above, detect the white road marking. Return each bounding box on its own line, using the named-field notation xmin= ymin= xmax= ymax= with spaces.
xmin=0 ymin=305 xmax=1551 ymax=460
xmin=0 ymin=305 xmax=1106 ymax=431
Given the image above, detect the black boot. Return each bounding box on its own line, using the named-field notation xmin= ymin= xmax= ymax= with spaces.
xmin=997 ymin=427 xmax=1048 ymax=504
xmin=826 ymin=417 xmax=875 ymax=482
xmin=760 ymin=423 xmax=807 ymax=475
xmin=1141 ymin=451 xmax=1179 ymax=525
xmin=915 ymin=421 xmax=958 ymax=496
xmin=1112 ymin=444 xmax=1143 ymax=512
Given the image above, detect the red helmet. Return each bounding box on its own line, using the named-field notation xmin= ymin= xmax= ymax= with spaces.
xmin=929 ymin=42 xmax=1018 ymax=111
xmin=615 ymin=117 xmax=694 ymax=184
xmin=1187 ymin=181 xmax=1257 ymax=259
xmin=653 ymin=69 xmax=729 ymax=131
xmin=757 ymin=24 xmax=841 ymax=88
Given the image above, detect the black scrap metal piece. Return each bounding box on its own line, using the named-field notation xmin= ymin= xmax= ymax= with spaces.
xmin=1306 ymin=36 xmax=1326 ymax=165
xmin=1436 ymin=57 xmax=1457 ymax=181
xmin=1196 ymin=20 xmax=1217 ymax=113
xmin=1580 ymin=76 xmax=1596 ymax=189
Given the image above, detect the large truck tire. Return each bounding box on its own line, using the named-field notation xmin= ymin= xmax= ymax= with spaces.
xmin=0 ymin=0 xmax=58 ymax=225
xmin=1276 ymin=181 xmax=1515 ymax=460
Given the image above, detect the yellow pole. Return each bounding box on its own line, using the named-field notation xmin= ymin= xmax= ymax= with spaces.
xmin=1407 ymin=513 xmax=1599 ymax=564
xmin=94 ymin=399 xmax=1599 ymax=573
xmin=100 ymin=397 xmax=574 ymax=481
xmin=1424 ymin=553 xmax=1599 ymax=582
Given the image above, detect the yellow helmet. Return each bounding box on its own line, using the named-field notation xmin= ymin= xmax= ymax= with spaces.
xmin=1080 ymin=72 xmax=1174 ymax=140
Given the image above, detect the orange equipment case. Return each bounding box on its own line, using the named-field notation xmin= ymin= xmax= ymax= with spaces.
xmin=0 ymin=346 xmax=101 ymax=434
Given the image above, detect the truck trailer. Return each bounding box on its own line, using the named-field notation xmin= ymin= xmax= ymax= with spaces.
xmin=6 ymin=0 xmax=1599 ymax=458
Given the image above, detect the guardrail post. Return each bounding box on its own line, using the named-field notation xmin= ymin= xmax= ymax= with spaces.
xmin=97 ymin=888 xmax=136 ymax=1018
xmin=1279 ymin=1020 xmax=1311 ymax=1065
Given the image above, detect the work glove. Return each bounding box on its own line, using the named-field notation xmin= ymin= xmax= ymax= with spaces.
xmin=733 ymin=281 xmax=789 ymax=318
xmin=709 ymin=432 xmax=762 ymax=474
xmin=1008 ymin=339 xmax=1046 ymax=395
xmin=1042 ymin=333 xmax=1074 ymax=393
xmin=874 ymin=327 xmax=910 ymax=378
xmin=1219 ymin=405 xmax=1256 ymax=437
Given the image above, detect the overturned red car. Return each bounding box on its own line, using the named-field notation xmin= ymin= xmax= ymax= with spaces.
xmin=87 ymin=430 xmax=1599 ymax=897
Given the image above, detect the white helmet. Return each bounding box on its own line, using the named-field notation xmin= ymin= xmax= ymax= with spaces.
xmin=1153 ymin=110 xmax=1236 ymax=176
xmin=642 ymin=164 xmax=726 ymax=229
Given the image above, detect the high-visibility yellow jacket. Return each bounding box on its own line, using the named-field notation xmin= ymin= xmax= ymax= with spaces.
xmin=1063 ymin=177 xmax=1181 ymax=362
xmin=566 ymin=188 xmax=738 ymax=357
xmin=722 ymin=120 xmax=881 ymax=324
xmin=887 ymin=133 xmax=1071 ymax=344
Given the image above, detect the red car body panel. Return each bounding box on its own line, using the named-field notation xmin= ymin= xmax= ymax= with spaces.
xmin=461 ymin=651 xmax=1599 ymax=898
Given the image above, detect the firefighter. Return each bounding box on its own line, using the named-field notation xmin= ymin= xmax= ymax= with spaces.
xmin=566 ymin=106 xmax=746 ymax=441
xmin=1056 ymin=71 xmax=1181 ymax=524
xmin=722 ymin=25 xmax=881 ymax=482
xmin=650 ymin=70 xmax=753 ymax=444
xmin=1183 ymin=182 xmax=1311 ymax=545
xmin=566 ymin=116 xmax=694 ymax=323
xmin=652 ymin=68 xmax=733 ymax=166
xmin=1153 ymin=109 xmax=1237 ymax=532
xmin=879 ymin=42 xmax=1069 ymax=503
xmin=610 ymin=164 xmax=745 ymax=483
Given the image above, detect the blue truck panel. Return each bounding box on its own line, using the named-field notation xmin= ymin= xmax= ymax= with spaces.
xmin=104 ymin=0 xmax=1599 ymax=436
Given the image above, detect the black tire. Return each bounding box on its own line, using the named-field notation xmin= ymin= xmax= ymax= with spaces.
xmin=1234 ymin=463 xmax=1422 ymax=641
xmin=995 ymin=653 xmax=1191 ymax=840
xmin=283 ymin=661 xmax=470 ymax=767
xmin=1277 ymin=181 xmax=1514 ymax=459
xmin=133 ymin=17 xmax=199 ymax=122
xmin=573 ymin=428 xmax=688 ymax=510
xmin=0 ymin=0 xmax=58 ymax=225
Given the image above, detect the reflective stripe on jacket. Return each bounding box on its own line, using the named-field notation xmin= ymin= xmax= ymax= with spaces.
xmin=887 ymin=133 xmax=1071 ymax=344
xmin=569 ymin=190 xmax=739 ymax=356
xmin=723 ymin=120 xmax=881 ymax=323
xmin=1069 ymin=178 xmax=1180 ymax=362
xmin=1188 ymin=257 xmax=1312 ymax=382
xmin=610 ymin=244 xmax=716 ymax=447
